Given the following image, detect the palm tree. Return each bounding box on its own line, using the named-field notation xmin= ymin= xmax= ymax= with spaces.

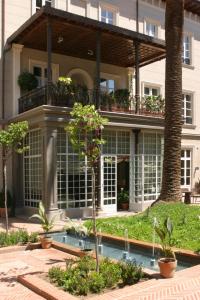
xmin=159 ymin=0 xmax=184 ymax=202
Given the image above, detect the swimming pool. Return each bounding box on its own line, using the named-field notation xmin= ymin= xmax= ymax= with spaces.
xmin=51 ymin=232 xmax=197 ymax=272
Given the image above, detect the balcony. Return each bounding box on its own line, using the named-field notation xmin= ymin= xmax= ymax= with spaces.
xmin=18 ymin=83 xmax=165 ymax=118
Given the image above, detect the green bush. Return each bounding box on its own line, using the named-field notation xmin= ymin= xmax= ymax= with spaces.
xmin=48 ymin=267 xmax=66 ymax=286
xmin=18 ymin=72 xmax=38 ymax=92
xmin=0 ymin=230 xmax=39 ymax=247
xmin=88 ymin=272 xmax=105 ymax=293
xmin=48 ymin=256 xmax=144 ymax=296
xmin=100 ymin=257 xmax=122 ymax=288
xmin=120 ymin=260 xmax=143 ymax=285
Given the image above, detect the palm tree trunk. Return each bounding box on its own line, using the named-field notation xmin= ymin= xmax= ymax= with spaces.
xmin=159 ymin=0 xmax=184 ymax=202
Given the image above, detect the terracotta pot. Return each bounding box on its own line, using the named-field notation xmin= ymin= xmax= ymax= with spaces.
xmin=121 ymin=203 xmax=129 ymax=210
xmin=0 ymin=207 xmax=11 ymax=218
xmin=40 ymin=236 xmax=53 ymax=249
xmin=158 ymin=258 xmax=177 ymax=278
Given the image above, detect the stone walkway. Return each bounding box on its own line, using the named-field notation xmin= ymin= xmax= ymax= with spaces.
xmin=0 ymin=247 xmax=73 ymax=300
xmin=0 ymin=217 xmax=66 ymax=233
xmin=0 ymin=246 xmax=200 ymax=300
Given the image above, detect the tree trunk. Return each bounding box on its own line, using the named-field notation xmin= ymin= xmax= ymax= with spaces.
xmin=91 ymin=166 xmax=99 ymax=272
xmin=159 ymin=0 xmax=184 ymax=202
xmin=3 ymin=160 xmax=9 ymax=233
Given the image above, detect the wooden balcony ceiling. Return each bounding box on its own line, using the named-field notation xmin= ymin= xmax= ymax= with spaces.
xmin=162 ymin=0 xmax=200 ymax=15
xmin=7 ymin=6 xmax=165 ymax=68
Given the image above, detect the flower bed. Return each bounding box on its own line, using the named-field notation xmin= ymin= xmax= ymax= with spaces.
xmin=48 ymin=256 xmax=145 ymax=296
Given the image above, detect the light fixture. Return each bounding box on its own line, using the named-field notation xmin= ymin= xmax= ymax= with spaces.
xmin=88 ymin=49 xmax=94 ymax=56
xmin=57 ymin=36 xmax=64 ymax=44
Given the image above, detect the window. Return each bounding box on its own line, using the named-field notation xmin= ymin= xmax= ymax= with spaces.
xmin=144 ymin=86 xmax=160 ymax=97
xmin=32 ymin=65 xmax=47 ymax=87
xmin=24 ymin=130 xmax=43 ymax=208
xmin=182 ymin=35 xmax=191 ymax=65
xmin=145 ymin=22 xmax=158 ymax=37
xmin=32 ymin=0 xmax=53 ymax=14
xmin=182 ymin=93 xmax=193 ymax=125
xmin=181 ymin=150 xmax=191 ymax=187
xmin=100 ymin=78 xmax=115 ymax=93
xmin=101 ymin=9 xmax=114 ymax=24
xmin=57 ymin=129 xmax=92 ymax=209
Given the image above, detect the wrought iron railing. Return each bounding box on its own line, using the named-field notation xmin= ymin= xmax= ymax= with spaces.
xmin=18 ymin=84 xmax=165 ymax=118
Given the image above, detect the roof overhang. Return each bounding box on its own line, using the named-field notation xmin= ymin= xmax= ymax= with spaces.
xmin=162 ymin=0 xmax=200 ymax=16
xmin=7 ymin=5 xmax=166 ymax=68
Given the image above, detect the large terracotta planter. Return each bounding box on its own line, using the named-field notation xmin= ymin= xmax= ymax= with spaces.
xmin=158 ymin=258 xmax=177 ymax=278
xmin=121 ymin=203 xmax=129 ymax=210
xmin=0 ymin=207 xmax=11 ymax=218
xmin=40 ymin=236 xmax=53 ymax=249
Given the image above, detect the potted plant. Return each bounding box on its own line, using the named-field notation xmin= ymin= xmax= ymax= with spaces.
xmin=0 ymin=190 xmax=13 ymax=217
xmin=30 ymin=202 xmax=55 ymax=249
xmin=18 ymin=71 xmax=38 ymax=92
xmin=155 ymin=217 xmax=177 ymax=278
xmin=114 ymin=89 xmax=130 ymax=111
xmin=117 ymin=189 xmax=129 ymax=210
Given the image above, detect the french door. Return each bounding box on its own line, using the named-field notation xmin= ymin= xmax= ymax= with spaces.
xmin=101 ymin=156 xmax=117 ymax=213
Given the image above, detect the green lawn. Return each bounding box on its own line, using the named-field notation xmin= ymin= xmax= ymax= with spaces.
xmin=84 ymin=203 xmax=200 ymax=252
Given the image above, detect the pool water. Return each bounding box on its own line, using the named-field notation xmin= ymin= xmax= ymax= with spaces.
xmin=51 ymin=232 xmax=195 ymax=272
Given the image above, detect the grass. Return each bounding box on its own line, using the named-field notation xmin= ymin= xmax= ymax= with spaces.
xmin=84 ymin=203 xmax=200 ymax=252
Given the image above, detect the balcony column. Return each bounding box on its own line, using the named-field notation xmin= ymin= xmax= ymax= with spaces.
xmin=42 ymin=125 xmax=59 ymax=219
xmin=95 ymin=31 xmax=101 ymax=109
xmin=135 ymin=42 xmax=140 ymax=114
xmin=47 ymin=17 xmax=52 ymax=105
xmin=127 ymin=67 xmax=134 ymax=109
xmin=11 ymin=43 xmax=24 ymax=116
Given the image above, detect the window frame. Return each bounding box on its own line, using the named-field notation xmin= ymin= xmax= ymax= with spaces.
xmin=182 ymin=33 xmax=192 ymax=66
xmin=98 ymin=2 xmax=119 ymax=26
xmin=32 ymin=0 xmax=54 ymax=14
xmin=29 ymin=59 xmax=59 ymax=87
xmin=181 ymin=149 xmax=192 ymax=189
xmin=144 ymin=18 xmax=160 ymax=38
xmin=182 ymin=91 xmax=193 ymax=125
xmin=143 ymin=83 xmax=161 ymax=98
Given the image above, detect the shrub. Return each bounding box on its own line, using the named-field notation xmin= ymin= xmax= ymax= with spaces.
xmin=49 ymin=267 xmax=66 ymax=286
xmin=48 ymin=256 xmax=144 ymax=296
xmin=88 ymin=272 xmax=105 ymax=293
xmin=0 ymin=230 xmax=39 ymax=247
xmin=18 ymin=72 xmax=38 ymax=92
xmin=100 ymin=257 xmax=122 ymax=288
xmin=120 ymin=260 xmax=143 ymax=285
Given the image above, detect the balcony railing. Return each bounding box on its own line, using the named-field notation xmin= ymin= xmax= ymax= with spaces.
xmin=18 ymin=84 xmax=165 ymax=118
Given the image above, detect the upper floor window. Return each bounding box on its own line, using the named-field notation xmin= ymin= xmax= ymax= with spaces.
xmin=33 ymin=65 xmax=48 ymax=87
xmin=145 ymin=22 xmax=158 ymax=38
xmin=182 ymin=93 xmax=193 ymax=125
xmin=144 ymin=85 xmax=160 ymax=97
xmin=181 ymin=149 xmax=191 ymax=187
xmin=32 ymin=0 xmax=53 ymax=14
xmin=182 ymin=35 xmax=191 ymax=65
xmin=101 ymin=9 xmax=114 ymax=24
xmin=100 ymin=78 xmax=115 ymax=93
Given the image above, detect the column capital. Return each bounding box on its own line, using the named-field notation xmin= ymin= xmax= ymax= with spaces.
xmin=127 ymin=67 xmax=134 ymax=75
xmin=12 ymin=43 xmax=24 ymax=52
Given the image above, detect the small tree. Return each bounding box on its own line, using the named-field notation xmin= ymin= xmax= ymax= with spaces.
xmin=0 ymin=121 xmax=29 ymax=233
xmin=66 ymin=103 xmax=107 ymax=272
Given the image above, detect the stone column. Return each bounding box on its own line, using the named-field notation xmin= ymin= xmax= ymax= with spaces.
xmin=11 ymin=43 xmax=24 ymax=116
xmin=42 ymin=125 xmax=58 ymax=219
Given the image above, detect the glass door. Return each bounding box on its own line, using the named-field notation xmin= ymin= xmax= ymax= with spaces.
xmin=101 ymin=156 xmax=117 ymax=213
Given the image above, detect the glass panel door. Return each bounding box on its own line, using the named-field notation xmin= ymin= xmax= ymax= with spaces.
xmin=101 ymin=156 xmax=117 ymax=213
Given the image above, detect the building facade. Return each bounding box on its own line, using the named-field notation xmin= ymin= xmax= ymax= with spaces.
xmin=1 ymin=0 xmax=200 ymax=219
